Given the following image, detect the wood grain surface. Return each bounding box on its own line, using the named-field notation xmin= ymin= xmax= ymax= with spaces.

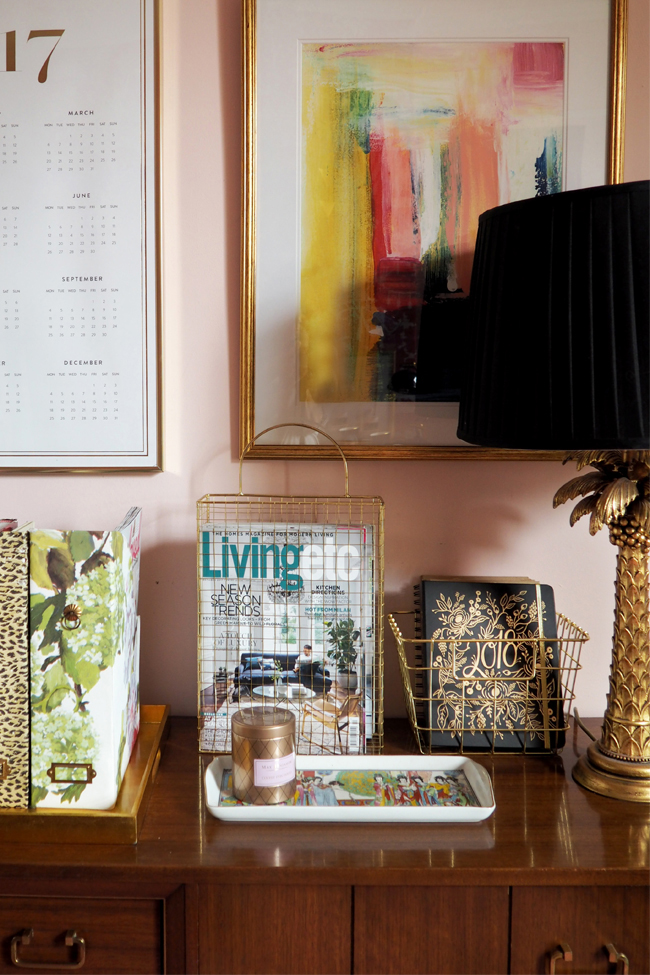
xmin=2 ymin=717 xmax=643 ymax=887
xmin=0 ymin=897 xmax=162 ymax=974
xmin=354 ymin=886 xmax=509 ymax=974
xmin=0 ymin=718 xmax=646 ymax=974
xmin=511 ymin=885 xmax=650 ymax=974
xmin=199 ymin=884 xmax=351 ymax=974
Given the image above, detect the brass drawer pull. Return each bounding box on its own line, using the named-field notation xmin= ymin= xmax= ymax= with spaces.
xmin=605 ymin=943 xmax=630 ymax=975
xmin=10 ymin=928 xmax=86 ymax=970
xmin=547 ymin=942 xmax=573 ymax=974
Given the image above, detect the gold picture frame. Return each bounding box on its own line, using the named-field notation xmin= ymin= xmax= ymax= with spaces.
xmin=241 ymin=0 xmax=627 ymax=460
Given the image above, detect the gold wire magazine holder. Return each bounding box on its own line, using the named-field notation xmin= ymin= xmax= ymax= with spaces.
xmin=390 ymin=611 xmax=588 ymax=754
xmin=198 ymin=425 xmax=384 ymax=756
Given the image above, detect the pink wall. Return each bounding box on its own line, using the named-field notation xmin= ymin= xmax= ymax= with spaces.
xmin=3 ymin=0 xmax=648 ymax=720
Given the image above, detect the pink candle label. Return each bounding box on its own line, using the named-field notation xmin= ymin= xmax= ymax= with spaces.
xmin=253 ymin=752 xmax=295 ymax=787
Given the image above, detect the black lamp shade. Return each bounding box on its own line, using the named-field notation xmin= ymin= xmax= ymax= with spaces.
xmin=457 ymin=181 xmax=649 ymax=450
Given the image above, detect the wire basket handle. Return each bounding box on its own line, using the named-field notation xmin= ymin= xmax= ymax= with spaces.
xmin=239 ymin=423 xmax=350 ymax=497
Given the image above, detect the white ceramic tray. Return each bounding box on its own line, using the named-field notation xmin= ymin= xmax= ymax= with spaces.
xmin=205 ymin=754 xmax=495 ymax=823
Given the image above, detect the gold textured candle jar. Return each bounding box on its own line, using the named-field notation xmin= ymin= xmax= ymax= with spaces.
xmin=231 ymin=707 xmax=296 ymax=805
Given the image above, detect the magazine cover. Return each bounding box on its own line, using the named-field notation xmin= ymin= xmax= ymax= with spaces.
xmin=199 ymin=522 xmax=375 ymax=754
xmin=29 ymin=508 xmax=142 ymax=808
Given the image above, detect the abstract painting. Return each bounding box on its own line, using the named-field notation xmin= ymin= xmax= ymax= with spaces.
xmin=299 ymin=41 xmax=565 ymax=404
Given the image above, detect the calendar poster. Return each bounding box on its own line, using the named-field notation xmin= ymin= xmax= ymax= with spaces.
xmin=0 ymin=0 xmax=160 ymax=469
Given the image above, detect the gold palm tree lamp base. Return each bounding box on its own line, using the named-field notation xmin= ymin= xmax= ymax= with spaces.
xmin=554 ymin=450 xmax=650 ymax=803
xmin=573 ymin=742 xmax=650 ymax=803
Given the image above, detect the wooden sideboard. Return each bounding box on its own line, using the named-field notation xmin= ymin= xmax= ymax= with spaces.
xmin=0 ymin=718 xmax=647 ymax=975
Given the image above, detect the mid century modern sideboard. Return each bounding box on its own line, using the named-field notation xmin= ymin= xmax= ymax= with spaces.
xmin=0 ymin=718 xmax=647 ymax=974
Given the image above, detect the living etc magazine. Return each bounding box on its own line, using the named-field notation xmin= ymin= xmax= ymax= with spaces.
xmin=199 ymin=523 xmax=376 ymax=755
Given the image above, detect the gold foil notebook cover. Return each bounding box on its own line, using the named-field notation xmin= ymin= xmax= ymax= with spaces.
xmin=419 ymin=579 xmax=563 ymax=752
xmin=0 ymin=531 xmax=30 ymax=809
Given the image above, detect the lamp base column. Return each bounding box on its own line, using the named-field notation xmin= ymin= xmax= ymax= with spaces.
xmin=573 ymin=741 xmax=650 ymax=802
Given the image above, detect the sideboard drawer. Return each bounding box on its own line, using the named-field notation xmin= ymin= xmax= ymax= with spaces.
xmin=354 ymin=885 xmax=509 ymax=974
xmin=0 ymin=897 xmax=163 ymax=974
xmin=198 ymin=884 xmax=351 ymax=974
xmin=510 ymin=886 xmax=650 ymax=974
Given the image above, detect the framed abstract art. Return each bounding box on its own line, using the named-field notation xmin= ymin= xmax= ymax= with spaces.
xmin=241 ymin=0 xmax=627 ymax=459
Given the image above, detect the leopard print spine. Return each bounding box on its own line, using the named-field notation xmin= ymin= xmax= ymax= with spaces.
xmin=0 ymin=531 xmax=30 ymax=808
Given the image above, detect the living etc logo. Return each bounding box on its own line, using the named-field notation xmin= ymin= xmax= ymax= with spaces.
xmin=201 ymin=533 xmax=360 ymax=591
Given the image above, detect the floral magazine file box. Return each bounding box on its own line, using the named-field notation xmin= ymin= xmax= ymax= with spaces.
xmin=29 ymin=508 xmax=141 ymax=809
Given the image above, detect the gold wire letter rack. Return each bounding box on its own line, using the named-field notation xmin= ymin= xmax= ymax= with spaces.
xmin=198 ymin=425 xmax=384 ymax=756
xmin=390 ymin=611 xmax=588 ymax=754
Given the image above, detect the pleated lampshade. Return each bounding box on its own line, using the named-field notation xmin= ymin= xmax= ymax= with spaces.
xmin=457 ymin=180 xmax=649 ymax=450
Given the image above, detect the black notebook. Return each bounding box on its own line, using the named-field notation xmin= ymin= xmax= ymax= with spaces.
xmin=415 ymin=577 xmax=564 ymax=752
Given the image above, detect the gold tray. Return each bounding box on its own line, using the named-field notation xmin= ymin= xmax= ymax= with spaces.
xmin=0 ymin=704 xmax=170 ymax=845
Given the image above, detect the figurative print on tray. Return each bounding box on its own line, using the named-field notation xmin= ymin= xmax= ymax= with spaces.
xmin=219 ymin=767 xmax=481 ymax=807
xmin=300 ymin=40 xmax=565 ymax=407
